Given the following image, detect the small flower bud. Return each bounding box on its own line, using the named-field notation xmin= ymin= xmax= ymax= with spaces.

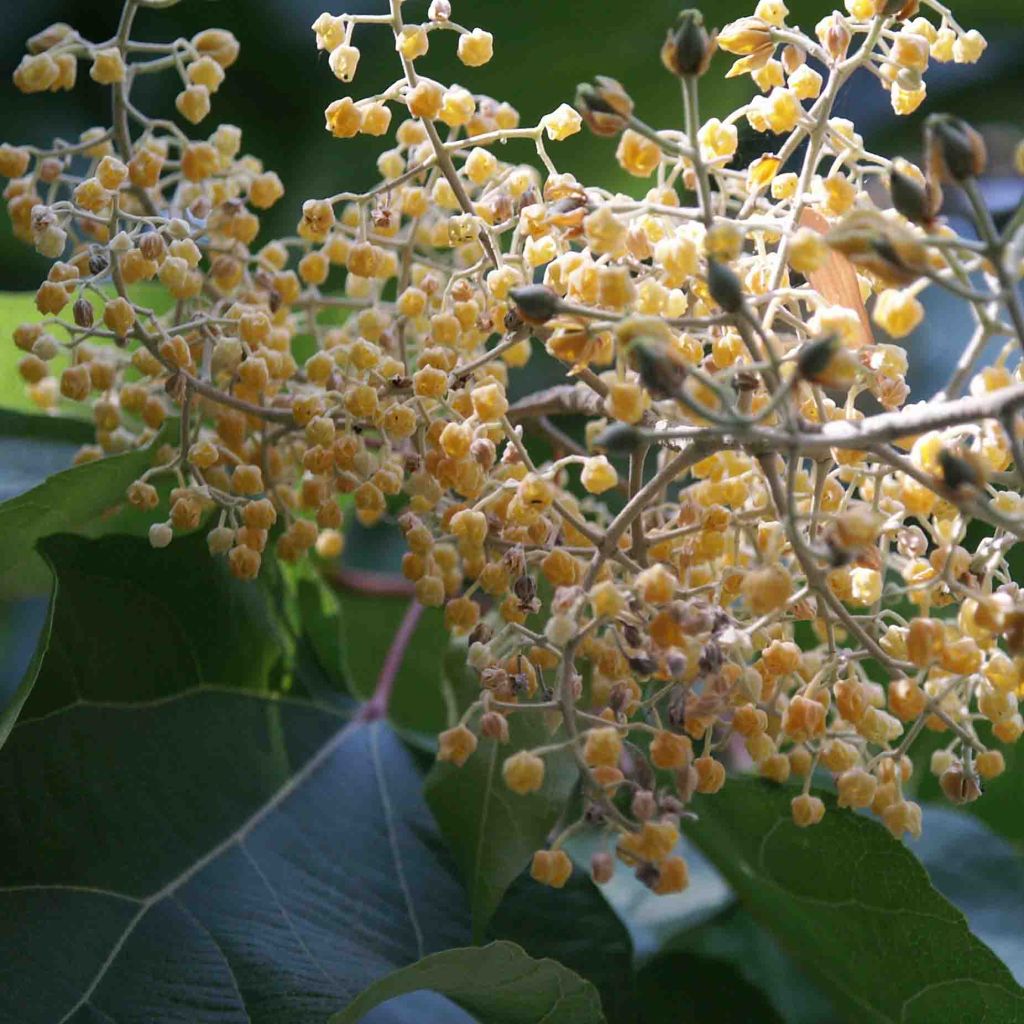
xmin=504 ymin=750 xmax=546 ymax=793
xmin=574 ymin=77 xmax=633 ymax=137
xmin=508 ymin=284 xmax=560 ymax=324
xmin=631 ymin=789 xmax=658 ymax=821
xmin=661 ymin=9 xmax=717 ymax=78
xmin=924 ymin=114 xmax=987 ymax=184
xmin=149 ymin=522 xmax=173 ymax=549
xmin=791 ymin=793 xmax=826 ymax=827
xmin=480 ymin=711 xmax=510 ymax=743
xmin=438 ymin=724 xmax=478 ymax=767
xmin=428 ymin=0 xmax=451 ymax=21
xmin=706 ymin=258 xmax=745 ymax=313
xmin=207 ymin=526 xmax=235 ymax=555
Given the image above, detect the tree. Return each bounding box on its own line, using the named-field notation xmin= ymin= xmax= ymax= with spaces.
xmin=1 ymin=0 xmax=1023 ymax=1020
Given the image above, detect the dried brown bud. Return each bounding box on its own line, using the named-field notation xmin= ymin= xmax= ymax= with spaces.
xmin=73 ymin=298 xmax=94 ymax=329
xmin=877 ymin=0 xmax=919 ymax=18
xmin=508 ymin=284 xmax=560 ymax=324
xmin=939 ymin=762 xmax=982 ymax=804
xmin=594 ymin=422 xmax=645 ymax=453
xmin=797 ymin=334 xmax=858 ymax=390
xmin=631 ymin=789 xmax=658 ymax=821
xmin=925 ymin=114 xmax=987 ymax=185
xmin=661 ymin=9 xmax=717 ymax=78
xmin=826 ymin=209 xmax=929 ymax=286
xmin=822 ymin=14 xmax=850 ymax=63
xmin=706 ymin=258 xmax=745 ymax=313
xmin=938 ymin=446 xmax=987 ymax=492
xmin=889 ymin=159 xmax=942 ymax=226
xmin=480 ymin=711 xmax=510 ymax=743
xmin=468 ymin=622 xmax=493 ymax=648
xmin=139 ymin=231 xmax=166 ymax=262
xmin=574 ymin=77 xmax=633 ymax=137
xmin=471 ymin=437 xmax=497 ymax=469
xmin=781 ymin=44 xmax=805 ymax=75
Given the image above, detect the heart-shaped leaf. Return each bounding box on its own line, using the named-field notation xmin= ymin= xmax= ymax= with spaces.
xmin=682 ymin=778 xmax=1024 ymax=1023
xmin=488 ymin=871 xmax=633 ymax=1023
xmin=0 ymin=533 xmax=471 ymax=1023
xmin=18 ymin=532 xmax=288 ymax=725
xmin=331 ymin=941 xmax=605 ymax=1024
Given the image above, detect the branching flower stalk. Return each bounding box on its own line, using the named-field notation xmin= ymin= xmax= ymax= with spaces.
xmin=4 ymin=0 xmax=1024 ymax=898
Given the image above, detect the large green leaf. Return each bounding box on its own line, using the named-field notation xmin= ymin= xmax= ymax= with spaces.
xmin=0 ymin=413 xmax=172 ymax=598
xmin=294 ymin=570 xmax=348 ymax=695
xmin=652 ymin=904 xmax=841 ymax=1023
xmin=682 ymin=778 xmax=1024 ymax=1024
xmin=337 ymin=591 xmax=453 ymax=734
xmin=331 ymin=941 xmax=605 ymax=1024
xmin=426 ymin=713 xmax=579 ymax=941
xmin=633 ymin=945 xmax=787 ymax=1024
xmin=0 ymin=577 xmax=54 ymax=751
xmin=17 ymin=532 xmax=288 ymax=724
xmin=489 ymin=871 xmax=633 ymax=1023
xmin=0 ymin=533 xmax=471 ymax=1023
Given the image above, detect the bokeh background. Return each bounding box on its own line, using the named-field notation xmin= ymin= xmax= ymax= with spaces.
xmin=1 ymin=3 xmax=1023 ymax=1021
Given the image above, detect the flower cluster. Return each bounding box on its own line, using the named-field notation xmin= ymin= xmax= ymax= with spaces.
xmin=5 ymin=0 xmax=1024 ymax=899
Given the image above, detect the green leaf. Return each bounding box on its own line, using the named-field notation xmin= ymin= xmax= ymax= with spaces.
xmin=425 ymin=713 xmax=579 ymax=941
xmin=338 ymin=590 xmax=454 ymax=734
xmin=271 ymin=560 xmax=350 ymax=701
xmin=331 ymin=941 xmax=606 ymax=1024
xmin=489 ymin=871 xmax=633 ymax=1023
xmin=0 ymin=532 xmax=471 ymax=1022
xmin=0 ymin=413 xmax=172 ymax=598
xmin=654 ymin=904 xmax=841 ymax=1024
xmin=296 ymin=574 xmax=346 ymax=688
xmin=633 ymin=945 xmax=788 ymax=1024
xmin=682 ymin=778 xmax=1024 ymax=1024
xmin=19 ymin=532 xmax=288 ymax=723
